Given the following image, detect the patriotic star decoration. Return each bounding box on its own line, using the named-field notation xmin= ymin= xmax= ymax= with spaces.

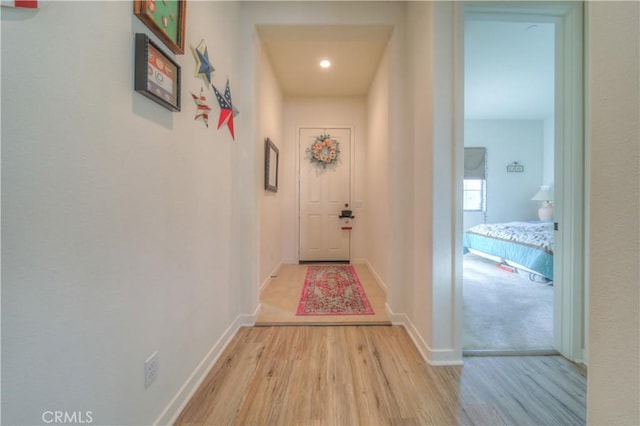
xmin=191 ymin=39 xmax=215 ymax=86
xmin=212 ymin=78 xmax=239 ymax=140
xmin=190 ymin=87 xmax=212 ymax=128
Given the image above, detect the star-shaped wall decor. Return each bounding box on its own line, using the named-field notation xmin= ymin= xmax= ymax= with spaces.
xmin=213 ymin=78 xmax=239 ymax=140
xmin=191 ymin=39 xmax=214 ymax=86
xmin=190 ymin=87 xmax=212 ymax=127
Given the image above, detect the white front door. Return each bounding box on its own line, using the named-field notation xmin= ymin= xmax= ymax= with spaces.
xmin=299 ymin=128 xmax=351 ymax=261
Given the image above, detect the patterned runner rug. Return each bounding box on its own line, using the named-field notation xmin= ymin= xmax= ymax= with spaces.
xmin=296 ymin=265 xmax=375 ymax=316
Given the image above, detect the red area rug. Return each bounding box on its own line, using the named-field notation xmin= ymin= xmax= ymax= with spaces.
xmin=296 ymin=265 xmax=375 ymax=316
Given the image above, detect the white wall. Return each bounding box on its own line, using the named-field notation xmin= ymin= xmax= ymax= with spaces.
xmin=257 ymin=45 xmax=284 ymax=286
xmin=365 ymin=48 xmax=394 ymax=290
xmin=282 ymin=97 xmax=368 ymax=263
xmin=364 ymin=13 xmax=412 ymax=323
xmin=406 ymin=0 xmax=433 ymax=354
xmin=403 ymin=1 xmax=461 ymax=364
xmin=464 ymin=120 xmax=544 ymax=230
xmin=586 ymin=2 xmax=640 ymax=424
xmin=1 ymin=2 xmax=248 ymax=424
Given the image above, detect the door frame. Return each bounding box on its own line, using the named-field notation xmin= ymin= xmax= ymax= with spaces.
xmin=458 ymin=2 xmax=585 ymax=362
xmin=296 ymin=125 xmax=355 ymax=262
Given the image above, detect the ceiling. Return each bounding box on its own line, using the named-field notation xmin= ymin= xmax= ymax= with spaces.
xmin=464 ymin=20 xmax=555 ymax=120
xmin=258 ymin=20 xmax=555 ymax=119
xmin=257 ymin=25 xmax=393 ymax=97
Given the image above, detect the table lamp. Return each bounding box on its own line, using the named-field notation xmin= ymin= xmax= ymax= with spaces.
xmin=531 ymin=185 xmax=554 ymax=221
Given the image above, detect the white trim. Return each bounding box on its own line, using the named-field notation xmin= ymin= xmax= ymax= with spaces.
xmin=554 ymin=2 xmax=586 ymax=363
xmin=259 ymin=262 xmax=282 ymax=294
xmin=365 ymin=260 xmax=463 ymax=364
xmin=153 ymin=313 xmax=255 ymax=426
xmin=364 ymin=259 xmax=388 ymax=294
xmin=367 ymin=257 xmax=461 ymax=365
xmin=238 ymin=309 xmax=259 ymax=327
xmin=454 ymin=1 xmax=466 ymax=361
xmin=388 ymin=308 xmax=464 ymax=366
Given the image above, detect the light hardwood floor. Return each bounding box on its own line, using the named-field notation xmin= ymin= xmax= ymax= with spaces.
xmin=255 ymin=263 xmax=391 ymax=325
xmin=175 ymin=326 xmax=587 ymax=426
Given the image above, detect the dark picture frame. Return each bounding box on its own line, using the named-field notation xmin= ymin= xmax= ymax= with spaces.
xmin=265 ymin=138 xmax=279 ymax=192
xmin=134 ymin=0 xmax=186 ymax=55
xmin=135 ymin=33 xmax=181 ymax=112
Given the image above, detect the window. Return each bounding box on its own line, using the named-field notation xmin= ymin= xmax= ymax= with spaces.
xmin=463 ymin=179 xmax=486 ymax=211
xmin=464 ymin=147 xmax=486 ymax=212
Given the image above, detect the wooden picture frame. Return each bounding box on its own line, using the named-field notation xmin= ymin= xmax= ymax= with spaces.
xmin=135 ymin=33 xmax=181 ymax=112
xmin=134 ymin=0 xmax=186 ymax=55
xmin=265 ymin=138 xmax=279 ymax=192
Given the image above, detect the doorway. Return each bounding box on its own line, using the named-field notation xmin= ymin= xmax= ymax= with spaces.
xmin=462 ymin=17 xmax=556 ymax=353
xmin=459 ymin=3 xmax=585 ymax=361
xmin=298 ymin=127 xmax=352 ymax=262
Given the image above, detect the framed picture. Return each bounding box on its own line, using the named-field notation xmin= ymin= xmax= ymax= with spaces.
xmin=134 ymin=0 xmax=186 ymax=55
xmin=135 ymin=33 xmax=181 ymax=112
xmin=265 ymin=138 xmax=279 ymax=192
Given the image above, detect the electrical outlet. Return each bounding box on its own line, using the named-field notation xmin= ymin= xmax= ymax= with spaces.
xmin=145 ymin=351 xmax=158 ymax=389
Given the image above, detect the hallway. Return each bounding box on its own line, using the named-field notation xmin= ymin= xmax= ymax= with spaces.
xmin=256 ymin=263 xmax=390 ymax=325
xmin=1 ymin=2 xmax=637 ymax=424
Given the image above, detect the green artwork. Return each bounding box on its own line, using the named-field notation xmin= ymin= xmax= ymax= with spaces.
xmin=145 ymin=0 xmax=180 ymax=43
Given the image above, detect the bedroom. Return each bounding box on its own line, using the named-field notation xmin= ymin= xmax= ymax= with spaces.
xmin=462 ymin=18 xmax=556 ymax=353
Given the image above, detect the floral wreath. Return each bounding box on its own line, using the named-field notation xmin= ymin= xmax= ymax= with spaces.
xmin=307 ymin=134 xmax=340 ymax=168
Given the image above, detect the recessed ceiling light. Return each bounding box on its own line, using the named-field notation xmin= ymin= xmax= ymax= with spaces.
xmin=320 ymin=59 xmax=331 ymax=69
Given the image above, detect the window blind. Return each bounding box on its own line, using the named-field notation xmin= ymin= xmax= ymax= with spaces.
xmin=464 ymin=147 xmax=486 ymax=179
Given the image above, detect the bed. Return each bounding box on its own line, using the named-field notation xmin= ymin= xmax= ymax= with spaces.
xmin=463 ymin=221 xmax=554 ymax=281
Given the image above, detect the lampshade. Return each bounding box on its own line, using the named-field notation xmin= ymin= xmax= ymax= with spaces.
xmin=531 ymin=186 xmax=554 ymax=202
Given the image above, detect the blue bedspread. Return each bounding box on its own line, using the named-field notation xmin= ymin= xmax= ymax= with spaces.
xmin=463 ymin=221 xmax=554 ymax=280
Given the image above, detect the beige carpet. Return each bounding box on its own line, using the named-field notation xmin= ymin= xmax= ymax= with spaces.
xmin=463 ymin=253 xmax=554 ymax=351
xmin=256 ymin=263 xmax=391 ymax=325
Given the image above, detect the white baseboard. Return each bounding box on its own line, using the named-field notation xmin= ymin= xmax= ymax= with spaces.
xmin=154 ymin=312 xmax=256 ymax=425
xmin=365 ymin=260 xmax=461 ymax=366
xmin=385 ymin=303 xmax=404 ymax=324
xmin=239 ymin=304 xmax=259 ymax=326
xmin=386 ymin=306 xmax=463 ymax=366
xmin=259 ymin=262 xmax=282 ymax=294
xmin=578 ymin=348 xmax=587 ymax=366
xmin=364 ymin=260 xmax=388 ymax=294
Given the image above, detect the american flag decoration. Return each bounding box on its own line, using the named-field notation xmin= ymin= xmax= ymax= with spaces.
xmin=190 ymin=88 xmax=212 ymax=128
xmin=212 ymin=77 xmax=239 ymax=140
xmin=191 ymin=39 xmax=215 ymax=86
xmin=0 ymin=0 xmax=48 ymax=7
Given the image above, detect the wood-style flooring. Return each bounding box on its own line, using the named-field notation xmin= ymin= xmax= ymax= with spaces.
xmin=256 ymin=263 xmax=391 ymax=325
xmin=175 ymin=326 xmax=587 ymax=426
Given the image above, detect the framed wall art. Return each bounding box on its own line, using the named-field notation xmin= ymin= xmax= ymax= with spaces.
xmin=135 ymin=33 xmax=181 ymax=112
xmin=134 ymin=0 xmax=186 ymax=55
xmin=264 ymin=138 xmax=279 ymax=192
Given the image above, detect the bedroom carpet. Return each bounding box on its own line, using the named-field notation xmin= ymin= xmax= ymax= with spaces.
xmin=463 ymin=253 xmax=553 ymax=351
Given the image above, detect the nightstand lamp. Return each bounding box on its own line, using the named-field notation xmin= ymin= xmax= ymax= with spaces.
xmin=531 ymin=186 xmax=554 ymax=221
